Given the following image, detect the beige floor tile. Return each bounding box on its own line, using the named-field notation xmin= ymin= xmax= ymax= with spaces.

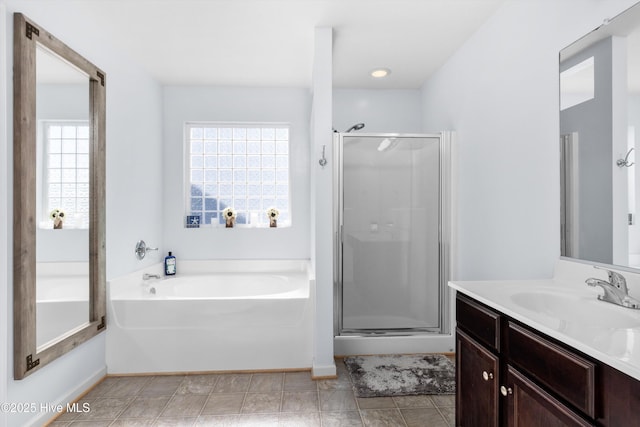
xmin=360 ymin=408 xmax=406 ymax=426
xmin=82 ymin=377 xmax=118 ymax=399
xmin=236 ymin=413 xmax=280 ymax=426
xmin=160 ymin=395 xmax=207 ymax=418
xmin=401 ymin=408 xmax=448 ymax=427
xmin=320 ymin=411 xmax=364 ymax=427
xmin=50 ymin=356 xmax=456 ymax=426
xmin=431 ymin=395 xmax=455 ymax=407
xmin=281 ymin=391 xmax=319 ymax=413
xmin=195 ymin=414 xmax=240 ymax=426
xmin=213 ymin=374 xmax=252 ymax=393
xmin=81 ymin=397 xmax=132 ymax=420
xmin=317 ymin=375 xmax=353 ymax=391
xmin=356 ymin=397 xmax=396 ymax=410
xmin=248 ymin=373 xmax=284 ymax=392
xmin=119 ymin=396 xmax=170 ymax=419
xmin=176 ymin=375 xmax=219 ymax=395
xmin=140 ymin=376 xmax=185 ymax=397
xmin=65 ymin=421 xmax=113 ymax=427
xmin=319 ymin=390 xmax=358 ymax=411
xmin=392 ymin=395 xmax=435 ymax=408
xmin=201 ymin=393 xmax=245 ymax=415
xmin=279 ymin=412 xmax=322 ymax=426
xmin=105 ymin=377 xmax=153 ymax=398
xmin=284 ymin=371 xmax=317 ymax=391
xmin=152 ymin=417 xmax=196 ymax=426
xmin=439 ymin=406 xmax=455 ymax=426
xmin=241 ymin=392 xmax=282 ymax=413
xmin=110 ymin=420 xmax=156 ymax=426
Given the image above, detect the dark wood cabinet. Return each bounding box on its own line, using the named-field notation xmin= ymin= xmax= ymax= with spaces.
xmin=456 ymin=328 xmax=500 ymax=426
xmin=506 ymin=366 xmax=594 ymax=427
xmin=456 ymin=295 xmax=505 ymax=426
xmin=456 ymin=293 xmax=640 ymax=427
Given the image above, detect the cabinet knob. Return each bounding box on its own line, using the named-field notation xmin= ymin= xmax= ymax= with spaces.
xmin=500 ymin=385 xmax=513 ymax=396
xmin=482 ymin=371 xmax=494 ymax=381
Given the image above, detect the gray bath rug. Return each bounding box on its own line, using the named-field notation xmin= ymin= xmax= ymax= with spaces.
xmin=344 ymin=354 xmax=456 ymax=398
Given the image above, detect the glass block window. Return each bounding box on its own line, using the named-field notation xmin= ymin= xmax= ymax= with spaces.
xmin=41 ymin=122 xmax=90 ymax=229
xmin=185 ymin=123 xmax=291 ymax=227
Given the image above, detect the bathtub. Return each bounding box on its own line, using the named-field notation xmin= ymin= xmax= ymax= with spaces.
xmin=106 ymin=260 xmax=313 ymax=374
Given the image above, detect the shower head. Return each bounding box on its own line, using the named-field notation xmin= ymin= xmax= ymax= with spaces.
xmin=345 ymin=123 xmax=365 ymax=133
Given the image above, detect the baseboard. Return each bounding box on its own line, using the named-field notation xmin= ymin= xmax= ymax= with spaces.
xmin=38 ymin=366 xmax=107 ymax=427
xmin=311 ymin=361 xmax=337 ymax=379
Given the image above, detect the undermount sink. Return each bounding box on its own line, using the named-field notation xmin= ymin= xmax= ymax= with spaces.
xmin=510 ymin=288 xmax=640 ymax=330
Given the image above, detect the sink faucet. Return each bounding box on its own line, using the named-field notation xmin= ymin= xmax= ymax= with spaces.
xmin=585 ymin=266 xmax=640 ymax=309
xmin=143 ymin=273 xmax=161 ymax=280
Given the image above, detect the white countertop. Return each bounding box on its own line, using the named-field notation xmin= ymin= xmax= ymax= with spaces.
xmin=449 ymin=260 xmax=640 ymax=382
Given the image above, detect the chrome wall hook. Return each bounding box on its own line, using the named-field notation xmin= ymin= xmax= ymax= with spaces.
xmin=617 ymin=148 xmax=635 ymax=168
xmin=319 ymin=145 xmax=328 ymax=167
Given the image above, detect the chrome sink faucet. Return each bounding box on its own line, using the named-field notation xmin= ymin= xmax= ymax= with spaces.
xmin=585 ymin=266 xmax=640 ymax=309
xmin=143 ymin=273 xmax=161 ymax=280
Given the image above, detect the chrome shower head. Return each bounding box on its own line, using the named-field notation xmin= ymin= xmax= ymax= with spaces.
xmin=345 ymin=123 xmax=365 ymax=133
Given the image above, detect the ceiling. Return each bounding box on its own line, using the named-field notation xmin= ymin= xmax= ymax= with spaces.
xmin=60 ymin=0 xmax=506 ymax=89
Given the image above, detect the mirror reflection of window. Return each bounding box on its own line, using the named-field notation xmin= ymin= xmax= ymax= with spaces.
xmin=36 ymin=45 xmax=90 ymax=230
xmin=560 ymin=56 xmax=595 ymax=111
xmin=41 ymin=121 xmax=90 ymax=229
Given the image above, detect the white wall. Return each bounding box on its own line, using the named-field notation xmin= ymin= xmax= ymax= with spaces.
xmin=162 ymin=86 xmax=311 ymax=260
xmin=1 ymin=2 xmax=164 ymax=425
xmin=333 ymin=89 xmax=422 ymax=134
xmin=421 ymin=0 xmax=639 ymax=281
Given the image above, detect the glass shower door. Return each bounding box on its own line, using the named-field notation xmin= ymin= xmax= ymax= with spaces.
xmin=338 ymin=134 xmax=442 ymax=333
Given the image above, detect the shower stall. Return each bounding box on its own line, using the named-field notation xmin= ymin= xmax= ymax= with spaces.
xmin=334 ymin=132 xmax=452 ymax=355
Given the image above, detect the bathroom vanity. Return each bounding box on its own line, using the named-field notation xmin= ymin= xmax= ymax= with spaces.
xmin=450 ymin=261 xmax=640 ymax=426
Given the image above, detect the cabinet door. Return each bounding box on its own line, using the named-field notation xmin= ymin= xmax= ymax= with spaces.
xmin=456 ymin=328 xmax=499 ymax=427
xmin=505 ymin=366 xmax=594 ymax=427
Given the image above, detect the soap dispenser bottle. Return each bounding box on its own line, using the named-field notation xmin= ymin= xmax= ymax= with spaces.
xmin=164 ymin=251 xmax=176 ymax=276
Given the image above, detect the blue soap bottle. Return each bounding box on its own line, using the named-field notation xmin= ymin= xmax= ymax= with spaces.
xmin=164 ymin=251 xmax=176 ymax=276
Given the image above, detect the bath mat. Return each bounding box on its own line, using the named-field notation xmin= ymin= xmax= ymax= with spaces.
xmin=344 ymin=354 xmax=456 ymax=398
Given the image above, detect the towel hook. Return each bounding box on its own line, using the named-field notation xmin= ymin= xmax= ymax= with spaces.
xmin=319 ymin=145 xmax=328 ymax=167
xmin=617 ymin=148 xmax=635 ymax=168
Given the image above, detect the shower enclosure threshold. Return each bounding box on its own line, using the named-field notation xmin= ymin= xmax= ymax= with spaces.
xmin=334 ymin=333 xmax=455 ymax=356
xmin=339 ymin=328 xmax=443 ymax=337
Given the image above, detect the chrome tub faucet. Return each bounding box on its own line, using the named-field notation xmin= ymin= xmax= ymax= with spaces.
xmin=585 ymin=266 xmax=640 ymax=309
xmin=143 ymin=273 xmax=161 ymax=280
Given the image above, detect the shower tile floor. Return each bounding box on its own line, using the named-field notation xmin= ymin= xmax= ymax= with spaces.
xmin=48 ymin=359 xmax=454 ymax=427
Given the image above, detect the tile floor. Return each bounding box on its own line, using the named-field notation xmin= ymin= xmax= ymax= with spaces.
xmin=47 ymin=360 xmax=454 ymax=427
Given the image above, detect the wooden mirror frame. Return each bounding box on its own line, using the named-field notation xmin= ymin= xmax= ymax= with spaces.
xmin=13 ymin=13 xmax=106 ymax=380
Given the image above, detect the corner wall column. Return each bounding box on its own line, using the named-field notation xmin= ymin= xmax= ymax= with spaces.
xmin=310 ymin=26 xmax=336 ymax=378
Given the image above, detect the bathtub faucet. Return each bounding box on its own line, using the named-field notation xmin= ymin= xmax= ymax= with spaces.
xmin=143 ymin=273 xmax=161 ymax=280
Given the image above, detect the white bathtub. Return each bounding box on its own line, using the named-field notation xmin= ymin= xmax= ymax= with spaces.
xmin=106 ymin=260 xmax=313 ymax=374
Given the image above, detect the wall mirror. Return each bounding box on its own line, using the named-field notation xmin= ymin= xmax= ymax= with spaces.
xmin=13 ymin=13 xmax=106 ymax=379
xmin=560 ymin=2 xmax=640 ymax=270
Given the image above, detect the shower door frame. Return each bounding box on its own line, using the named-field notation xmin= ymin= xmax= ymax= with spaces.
xmin=333 ymin=132 xmax=452 ymax=337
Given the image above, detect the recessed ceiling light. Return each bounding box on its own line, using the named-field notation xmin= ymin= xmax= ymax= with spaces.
xmin=371 ymin=68 xmax=391 ymax=78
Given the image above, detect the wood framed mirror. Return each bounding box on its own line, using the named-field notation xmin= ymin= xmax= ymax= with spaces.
xmin=13 ymin=13 xmax=106 ymax=380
